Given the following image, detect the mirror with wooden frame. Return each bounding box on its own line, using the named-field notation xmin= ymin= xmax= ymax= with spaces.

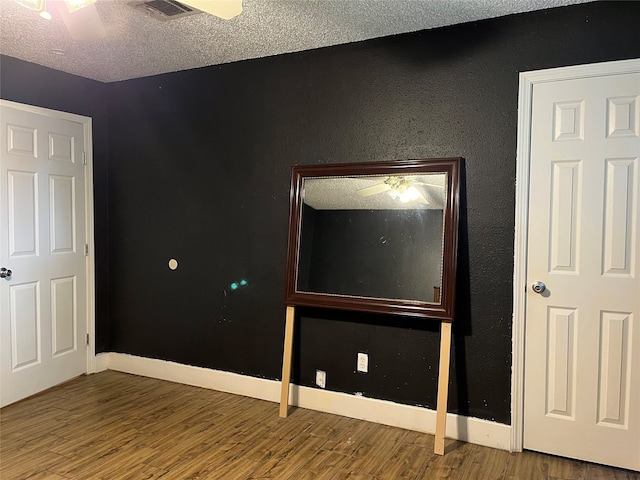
xmin=284 ymin=158 xmax=461 ymax=321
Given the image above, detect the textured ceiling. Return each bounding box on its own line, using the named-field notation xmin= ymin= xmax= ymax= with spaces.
xmin=0 ymin=0 xmax=593 ymax=83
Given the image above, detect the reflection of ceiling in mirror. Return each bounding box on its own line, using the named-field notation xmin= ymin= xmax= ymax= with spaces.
xmin=303 ymin=175 xmax=446 ymax=210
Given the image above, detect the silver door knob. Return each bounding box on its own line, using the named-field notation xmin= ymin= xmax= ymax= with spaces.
xmin=532 ymin=281 xmax=546 ymax=294
xmin=0 ymin=267 xmax=12 ymax=279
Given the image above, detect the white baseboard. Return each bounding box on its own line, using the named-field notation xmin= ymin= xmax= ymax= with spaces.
xmin=94 ymin=353 xmax=110 ymax=372
xmin=107 ymin=352 xmax=280 ymax=401
xmin=99 ymin=352 xmax=510 ymax=451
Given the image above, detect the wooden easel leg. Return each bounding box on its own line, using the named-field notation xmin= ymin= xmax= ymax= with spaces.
xmin=279 ymin=306 xmax=295 ymax=418
xmin=434 ymin=321 xmax=452 ymax=455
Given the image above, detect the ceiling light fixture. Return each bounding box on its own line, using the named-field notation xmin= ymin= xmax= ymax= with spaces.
xmin=388 ymin=185 xmax=421 ymax=203
xmin=385 ymin=177 xmax=424 ymax=203
xmin=12 ymin=0 xmax=107 ymax=40
xmin=12 ymin=0 xmax=96 ymax=18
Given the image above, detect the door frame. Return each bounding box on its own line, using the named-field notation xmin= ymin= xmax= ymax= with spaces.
xmin=511 ymin=58 xmax=640 ymax=452
xmin=0 ymin=99 xmax=97 ymax=376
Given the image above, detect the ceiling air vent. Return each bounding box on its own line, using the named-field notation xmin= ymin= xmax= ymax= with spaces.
xmin=129 ymin=0 xmax=202 ymax=21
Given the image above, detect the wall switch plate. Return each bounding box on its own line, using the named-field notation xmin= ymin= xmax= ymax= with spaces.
xmin=316 ymin=370 xmax=326 ymax=388
xmin=357 ymin=352 xmax=368 ymax=373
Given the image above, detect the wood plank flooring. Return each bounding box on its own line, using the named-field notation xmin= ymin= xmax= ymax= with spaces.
xmin=1 ymin=371 xmax=638 ymax=479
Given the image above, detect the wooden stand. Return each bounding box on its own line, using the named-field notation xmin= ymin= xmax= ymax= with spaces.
xmin=434 ymin=321 xmax=452 ymax=455
xmin=279 ymin=305 xmax=453 ymax=455
xmin=279 ymin=305 xmax=296 ymax=418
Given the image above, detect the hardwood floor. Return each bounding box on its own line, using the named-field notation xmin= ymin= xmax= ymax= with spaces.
xmin=1 ymin=371 xmax=638 ymax=479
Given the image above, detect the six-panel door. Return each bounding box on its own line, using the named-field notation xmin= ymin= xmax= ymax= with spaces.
xmin=0 ymin=104 xmax=88 ymax=407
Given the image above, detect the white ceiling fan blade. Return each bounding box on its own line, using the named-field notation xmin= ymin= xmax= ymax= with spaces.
xmin=56 ymin=1 xmax=106 ymax=40
xmin=12 ymin=0 xmax=45 ymax=11
xmin=415 ymin=181 xmax=445 ymax=188
xmin=179 ymin=0 xmax=242 ymax=20
xmin=357 ymin=183 xmax=390 ymax=197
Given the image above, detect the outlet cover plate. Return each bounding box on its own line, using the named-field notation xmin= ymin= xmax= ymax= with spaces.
xmin=357 ymin=353 xmax=368 ymax=373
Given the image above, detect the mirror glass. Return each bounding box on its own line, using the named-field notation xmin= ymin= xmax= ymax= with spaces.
xmin=284 ymin=158 xmax=461 ymax=321
xmin=297 ymin=173 xmax=446 ymax=303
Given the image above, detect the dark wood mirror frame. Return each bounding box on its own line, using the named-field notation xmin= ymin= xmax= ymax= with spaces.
xmin=284 ymin=158 xmax=461 ymax=322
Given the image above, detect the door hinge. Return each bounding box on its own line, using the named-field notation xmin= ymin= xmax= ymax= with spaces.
xmin=82 ymin=152 xmax=87 ymax=165
xmin=84 ymin=244 xmax=89 ymax=256
xmin=86 ymin=333 xmax=90 ymax=346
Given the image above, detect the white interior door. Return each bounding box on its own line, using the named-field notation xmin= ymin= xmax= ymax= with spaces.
xmin=523 ymin=70 xmax=640 ymax=470
xmin=0 ymin=102 xmax=90 ymax=407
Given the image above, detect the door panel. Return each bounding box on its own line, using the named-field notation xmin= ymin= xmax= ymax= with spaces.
xmin=8 ymin=170 xmax=38 ymax=257
xmin=524 ymin=72 xmax=640 ymax=470
xmin=603 ymin=158 xmax=636 ymax=276
xmin=545 ymin=306 xmax=577 ymax=419
xmin=50 ymin=174 xmax=76 ymax=253
xmin=549 ymin=160 xmax=581 ymax=273
xmin=10 ymin=281 xmax=40 ymax=370
xmin=1 ymin=103 xmax=88 ymax=407
xmin=51 ymin=275 xmax=76 ymax=356
xmin=597 ymin=311 xmax=631 ymax=428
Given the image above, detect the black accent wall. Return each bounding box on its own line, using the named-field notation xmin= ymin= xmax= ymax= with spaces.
xmin=2 ymin=1 xmax=640 ymax=425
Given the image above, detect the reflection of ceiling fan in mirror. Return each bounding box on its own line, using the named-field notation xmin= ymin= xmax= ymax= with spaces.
xmin=357 ymin=176 xmax=444 ymax=204
xmin=12 ymin=0 xmax=242 ymax=41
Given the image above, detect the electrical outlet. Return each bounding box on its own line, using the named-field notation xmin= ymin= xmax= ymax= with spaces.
xmin=357 ymin=352 xmax=368 ymax=373
xmin=316 ymin=370 xmax=326 ymax=388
